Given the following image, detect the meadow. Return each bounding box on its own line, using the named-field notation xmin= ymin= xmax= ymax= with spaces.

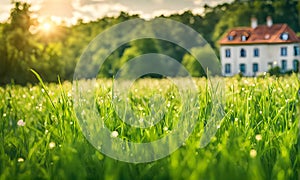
xmin=0 ymin=75 xmax=299 ymax=180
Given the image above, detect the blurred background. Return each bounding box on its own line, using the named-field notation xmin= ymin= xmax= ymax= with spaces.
xmin=1 ymin=0 xmax=300 ymax=84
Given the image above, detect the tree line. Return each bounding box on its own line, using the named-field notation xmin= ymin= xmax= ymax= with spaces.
xmin=1 ymin=0 xmax=300 ymax=85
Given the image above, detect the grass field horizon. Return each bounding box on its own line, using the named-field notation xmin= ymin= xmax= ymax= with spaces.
xmin=0 ymin=74 xmax=299 ymax=179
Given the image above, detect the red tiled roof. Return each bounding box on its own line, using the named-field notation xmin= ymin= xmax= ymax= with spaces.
xmin=219 ymin=24 xmax=300 ymax=45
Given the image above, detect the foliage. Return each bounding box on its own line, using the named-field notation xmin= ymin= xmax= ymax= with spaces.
xmin=268 ymin=66 xmax=282 ymax=76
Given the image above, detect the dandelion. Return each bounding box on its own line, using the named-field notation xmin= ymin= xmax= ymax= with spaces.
xmin=17 ymin=158 xmax=24 ymax=163
xmin=250 ymin=149 xmax=257 ymax=158
xmin=49 ymin=142 xmax=56 ymax=149
xmin=111 ymin=131 xmax=119 ymax=138
xmin=17 ymin=119 xmax=26 ymax=127
xmin=3 ymin=113 xmax=6 ymax=117
xmin=255 ymin=134 xmax=262 ymax=141
xmin=163 ymin=126 xmax=168 ymax=131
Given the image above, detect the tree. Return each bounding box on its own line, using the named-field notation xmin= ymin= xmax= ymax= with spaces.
xmin=181 ymin=45 xmax=220 ymax=77
xmin=1 ymin=1 xmax=36 ymax=84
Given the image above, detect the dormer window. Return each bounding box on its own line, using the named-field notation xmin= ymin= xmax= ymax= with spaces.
xmin=228 ymin=35 xmax=234 ymax=41
xmin=241 ymin=35 xmax=247 ymax=41
xmin=264 ymin=34 xmax=270 ymax=39
xmin=280 ymin=32 xmax=289 ymax=40
xmin=241 ymin=32 xmax=250 ymax=41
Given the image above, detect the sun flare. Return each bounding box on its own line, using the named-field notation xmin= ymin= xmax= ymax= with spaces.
xmin=42 ymin=22 xmax=51 ymax=31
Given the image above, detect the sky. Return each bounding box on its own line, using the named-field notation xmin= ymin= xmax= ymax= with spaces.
xmin=0 ymin=0 xmax=233 ymax=24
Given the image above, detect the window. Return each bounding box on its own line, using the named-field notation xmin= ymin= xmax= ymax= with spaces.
xmin=240 ymin=48 xmax=246 ymax=57
xmin=281 ymin=47 xmax=287 ymax=56
xmin=281 ymin=60 xmax=287 ymax=72
xmin=225 ymin=64 xmax=231 ymax=74
xmin=253 ymin=63 xmax=259 ymax=73
xmin=241 ymin=35 xmax=247 ymax=41
xmin=225 ymin=49 xmax=231 ymax=58
xmin=294 ymin=46 xmax=300 ymax=56
xmin=254 ymin=48 xmax=259 ymax=57
xmin=240 ymin=64 xmax=246 ymax=74
xmin=228 ymin=36 xmax=234 ymax=41
xmin=293 ymin=59 xmax=299 ymax=72
xmin=280 ymin=32 xmax=289 ymax=40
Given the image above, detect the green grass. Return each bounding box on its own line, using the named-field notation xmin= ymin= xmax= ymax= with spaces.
xmin=0 ymin=75 xmax=299 ymax=180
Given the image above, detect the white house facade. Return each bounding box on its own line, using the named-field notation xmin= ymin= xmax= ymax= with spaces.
xmin=220 ymin=17 xmax=300 ymax=76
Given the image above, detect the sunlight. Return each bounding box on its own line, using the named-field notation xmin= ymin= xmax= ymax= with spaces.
xmin=42 ymin=22 xmax=51 ymax=32
xmin=38 ymin=19 xmax=57 ymax=34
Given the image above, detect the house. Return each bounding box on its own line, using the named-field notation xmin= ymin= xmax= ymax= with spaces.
xmin=219 ymin=16 xmax=300 ymax=76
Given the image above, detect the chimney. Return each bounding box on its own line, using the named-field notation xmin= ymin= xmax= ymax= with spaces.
xmin=267 ymin=16 xmax=273 ymax=27
xmin=251 ymin=17 xmax=257 ymax=29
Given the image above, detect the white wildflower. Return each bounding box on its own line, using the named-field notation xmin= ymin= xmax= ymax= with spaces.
xmin=17 ymin=158 xmax=24 ymax=163
xmin=49 ymin=142 xmax=56 ymax=149
xmin=17 ymin=119 xmax=26 ymax=127
xmin=250 ymin=149 xmax=257 ymax=158
xmin=167 ymin=102 xmax=171 ymax=108
xmin=255 ymin=134 xmax=262 ymax=141
xmin=111 ymin=131 xmax=119 ymax=138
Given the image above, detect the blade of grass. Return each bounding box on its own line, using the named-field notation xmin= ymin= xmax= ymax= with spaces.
xmin=30 ymin=69 xmax=56 ymax=109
